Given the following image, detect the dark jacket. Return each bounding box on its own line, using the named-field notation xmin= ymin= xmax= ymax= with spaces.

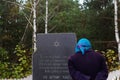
xmin=68 ymin=50 xmax=108 ymax=80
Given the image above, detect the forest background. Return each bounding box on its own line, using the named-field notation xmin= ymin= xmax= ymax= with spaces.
xmin=0 ymin=0 xmax=120 ymax=78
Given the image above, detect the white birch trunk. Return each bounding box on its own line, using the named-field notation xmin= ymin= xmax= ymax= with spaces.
xmin=45 ymin=0 xmax=48 ymax=34
xmin=114 ymin=0 xmax=120 ymax=61
xmin=33 ymin=0 xmax=37 ymax=52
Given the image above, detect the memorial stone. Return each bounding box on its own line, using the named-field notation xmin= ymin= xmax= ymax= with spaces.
xmin=32 ymin=33 xmax=76 ymax=80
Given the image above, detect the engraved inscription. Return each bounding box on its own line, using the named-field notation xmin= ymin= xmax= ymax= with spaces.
xmin=38 ymin=55 xmax=71 ymax=80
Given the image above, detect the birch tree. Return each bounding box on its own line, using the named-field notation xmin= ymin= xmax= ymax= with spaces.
xmin=45 ymin=0 xmax=48 ymax=34
xmin=114 ymin=0 xmax=120 ymax=61
xmin=33 ymin=0 xmax=37 ymax=52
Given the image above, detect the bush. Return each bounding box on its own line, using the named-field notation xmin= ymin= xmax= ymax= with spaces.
xmin=0 ymin=47 xmax=10 ymax=78
xmin=0 ymin=45 xmax=32 ymax=78
xmin=11 ymin=44 xmax=32 ymax=78
xmin=100 ymin=49 xmax=120 ymax=71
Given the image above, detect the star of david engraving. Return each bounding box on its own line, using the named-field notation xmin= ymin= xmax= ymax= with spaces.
xmin=54 ymin=41 xmax=60 ymax=47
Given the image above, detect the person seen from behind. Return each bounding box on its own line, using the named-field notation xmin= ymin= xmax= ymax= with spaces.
xmin=68 ymin=38 xmax=108 ymax=80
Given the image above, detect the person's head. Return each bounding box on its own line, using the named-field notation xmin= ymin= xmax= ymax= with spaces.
xmin=75 ymin=38 xmax=92 ymax=55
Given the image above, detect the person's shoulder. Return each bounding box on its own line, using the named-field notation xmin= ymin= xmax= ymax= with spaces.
xmin=94 ymin=51 xmax=102 ymax=55
xmin=68 ymin=54 xmax=75 ymax=60
xmin=68 ymin=53 xmax=78 ymax=60
xmin=93 ymin=50 xmax=105 ymax=59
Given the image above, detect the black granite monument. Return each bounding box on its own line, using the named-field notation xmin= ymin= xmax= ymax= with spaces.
xmin=32 ymin=33 xmax=76 ymax=80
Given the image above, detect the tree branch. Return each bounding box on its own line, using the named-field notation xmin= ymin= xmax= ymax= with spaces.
xmin=2 ymin=0 xmax=32 ymax=10
xmin=20 ymin=10 xmax=33 ymax=43
xmin=48 ymin=25 xmax=57 ymax=33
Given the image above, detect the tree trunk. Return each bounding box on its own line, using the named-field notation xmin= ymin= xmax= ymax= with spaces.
xmin=33 ymin=0 xmax=37 ymax=52
xmin=114 ymin=0 xmax=120 ymax=61
xmin=45 ymin=0 xmax=48 ymax=34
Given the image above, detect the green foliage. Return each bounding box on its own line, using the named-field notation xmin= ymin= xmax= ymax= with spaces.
xmin=100 ymin=49 xmax=120 ymax=71
xmin=82 ymin=0 xmax=115 ymax=41
xmin=0 ymin=47 xmax=9 ymax=60
xmin=11 ymin=44 xmax=32 ymax=78
xmin=0 ymin=47 xmax=10 ymax=78
xmin=0 ymin=0 xmax=28 ymax=54
xmin=36 ymin=0 xmax=81 ymax=33
xmin=0 ymin=45 xmax=32 ymax=78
